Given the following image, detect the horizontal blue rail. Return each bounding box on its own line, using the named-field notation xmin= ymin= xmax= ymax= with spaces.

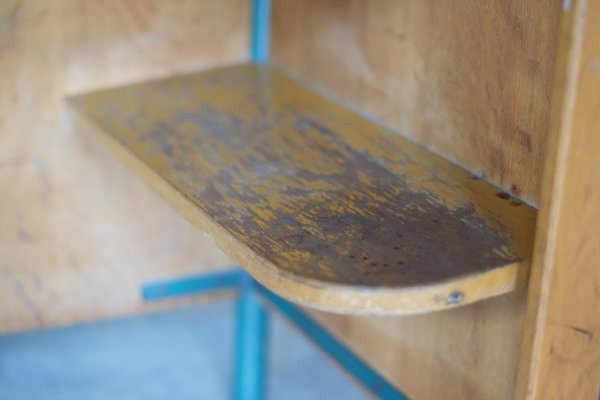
xmin=142 ymin=270 xmax=241 ymax=301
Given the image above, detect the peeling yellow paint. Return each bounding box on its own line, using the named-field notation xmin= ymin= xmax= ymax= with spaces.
xmin=69 ymin=64 xmax=537 ymax=315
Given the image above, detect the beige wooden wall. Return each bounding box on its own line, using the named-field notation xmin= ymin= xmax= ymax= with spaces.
xmin=273 ymin=0 xmax=561 ymax=206
xmin=0 ymin=1 xmax=575 ymax=399
xmin=271 ymin=1 xmax=562 ymax=399
xmin=0 ymin=0 xmax=247 ymax=333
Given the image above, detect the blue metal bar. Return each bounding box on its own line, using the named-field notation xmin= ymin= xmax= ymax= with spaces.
xmin=141 ymin=269 xmax=242 ymax=301
xmin=255 ymin=282 xmax=410 ymax=400
xmin=251 ymin=0 xmax=271 ymax=63
xmin=140 ymin=269 xmax=408 ymax=399
xmin=234 ymin=274 xmax=269 ymax=400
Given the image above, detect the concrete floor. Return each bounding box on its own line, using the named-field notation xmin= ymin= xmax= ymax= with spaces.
xmin=0 ymin=298 xmax=369 ymax=399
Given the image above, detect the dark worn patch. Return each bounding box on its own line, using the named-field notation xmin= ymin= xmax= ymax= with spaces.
xmin=71 ymin=65 xmax=534 ymax=289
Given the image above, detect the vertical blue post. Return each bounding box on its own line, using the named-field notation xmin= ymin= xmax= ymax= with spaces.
xmin=233 ymin=273 xmax=269 ymax=400
xmin=251 ymin=0 xmax=271 ymax=63
xmin=233 ymin=1 xmax=271 ymax=398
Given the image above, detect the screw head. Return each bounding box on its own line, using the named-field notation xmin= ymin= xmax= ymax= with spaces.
xmin=446 ymin=291 xmax=464 ymax=305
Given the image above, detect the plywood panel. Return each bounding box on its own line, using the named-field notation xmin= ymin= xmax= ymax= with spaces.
xmin=271 ymin=1 xmax=563 ymax=398
xmin=271 ymin=0 xmax=561 ymax=205
xmin=0 ymin=0 xmax=247 ymax=333
xmin=308 ymin=287 xmax=527 ymax=400
xmin=517 ymin=1 xmax=600 ymax=398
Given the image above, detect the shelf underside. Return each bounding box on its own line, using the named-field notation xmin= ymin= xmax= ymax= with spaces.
xmin=69 ymin=63 xmax=537 ymax=315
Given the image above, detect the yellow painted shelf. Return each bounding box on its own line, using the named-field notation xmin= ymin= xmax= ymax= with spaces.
xmin=69 ymin=64 xmax=537 ymax=315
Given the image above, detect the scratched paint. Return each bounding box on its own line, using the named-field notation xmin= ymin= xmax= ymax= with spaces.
xmin=70 ymin=64 xmax=536 ymax=306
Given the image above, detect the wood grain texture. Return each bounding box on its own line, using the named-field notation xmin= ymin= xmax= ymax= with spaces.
xmin=0 ymin=0 xmax=247 ymax=333
xmin=517 ymin=1 xmax=600 ymax=398
xmin=271 ymin=0 xmax=561 ymax=205
xmin=307 ymin=286 xmax=528 ymax=399
xmin=269 ymin=1 xmax=564 ymax=398
xmin=69 ymin=64 xmax=536 ymax=315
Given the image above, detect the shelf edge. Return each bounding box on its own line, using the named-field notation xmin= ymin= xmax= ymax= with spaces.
xmin=68 ymin=99 xmax=530 ymax=315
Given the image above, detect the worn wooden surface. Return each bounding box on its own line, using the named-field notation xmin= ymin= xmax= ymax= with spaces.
xmin=307 ymin=286 xmax=528 ymax=400
xmin=70 ymin=64 xmax=536 ymax=315
xmin=517 ymin=1 xmax=600 ymax=398
xmin=272 ymin=0 xmax=561 ymax=205
xmin=0 ymin=0 xmax=246 ymax=333
xmin=270 ymin=1 xmax=563 ymax=398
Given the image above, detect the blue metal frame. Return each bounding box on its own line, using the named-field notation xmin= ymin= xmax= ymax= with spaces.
xmin=236 ymin=0 xmax=271 ymax=393
xmin=140 ymin=2 xmax=408 ymax=399
xmin=233 ymin=274 xmax=269 ymax=400
xmin=141 ymin=269 xmax=409 ymax=400
xmin=251 ymin=0 xmax=271 ymax=63
xmin=142 ymin=270 xmax=241 ymax=301
xmin=255 ymin=282 xmax=409 ymax=400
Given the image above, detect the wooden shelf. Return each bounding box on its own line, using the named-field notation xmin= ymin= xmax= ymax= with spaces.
xmin=68 ymin=64 xmax=537 ymax=315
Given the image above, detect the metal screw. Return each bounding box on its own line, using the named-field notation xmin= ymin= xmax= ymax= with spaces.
xmin=446 ymin=291 xmax=463 ymax=305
